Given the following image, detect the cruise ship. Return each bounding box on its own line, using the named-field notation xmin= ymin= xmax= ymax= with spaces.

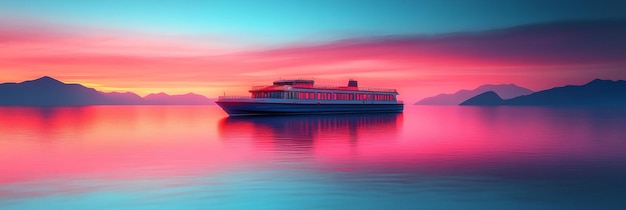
xmin=216 ymin=79 xmax=403 ymax=116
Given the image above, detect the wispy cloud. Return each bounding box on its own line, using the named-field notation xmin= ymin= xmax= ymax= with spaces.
xmin=248 ymin=19 xmax=626 ymax=68
xmin=1 ymin=18 xmax=625 ymax=100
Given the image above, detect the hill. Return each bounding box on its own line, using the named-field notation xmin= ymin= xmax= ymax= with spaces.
xmin=0 ymin=76 xmax=214 ymax=106
xmin=460 ymin=79 xmax=626 ymax=107
xmin=415 ymin=84 xmax=533 ymax=105
xmin=144 ymin=92 xmax=214 ymax=105
xmin=459 ymin=91 xmax=504 ymax=106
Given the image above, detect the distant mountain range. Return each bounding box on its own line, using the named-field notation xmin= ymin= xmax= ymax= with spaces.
xmin=0 ymin=76 xmax=215 ymax=106
xmin=460 ymin=79 xmax=626 ymax=107
xmin=414 ymin=84 xmax=533 ymax=105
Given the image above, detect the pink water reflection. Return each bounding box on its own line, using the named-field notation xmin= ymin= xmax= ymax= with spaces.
xmin=218 ymin=106 xmax=626 ymax=175
xmin=0 ymin=106 xmax=259 ymax=184
xmin=2 ymin=106 xmax=626 ymax=184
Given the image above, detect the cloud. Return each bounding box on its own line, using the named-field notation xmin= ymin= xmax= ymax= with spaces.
xmin=1 ymin=18 xmax=626 ymax=100
xmin=246 ymin=19 xmax=626 ymax=69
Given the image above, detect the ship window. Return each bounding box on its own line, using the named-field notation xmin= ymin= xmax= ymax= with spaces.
xmin=357 ymin=93 xmax=370 ymax=101
xmin=316 ymin=92 xmax=333 ymax=100
xmin=335 ymin=93 xmax=348 ymax=100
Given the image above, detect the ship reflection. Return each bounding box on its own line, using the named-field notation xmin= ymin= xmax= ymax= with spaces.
xmin=218 ymin=113 xmax=402 ymax=152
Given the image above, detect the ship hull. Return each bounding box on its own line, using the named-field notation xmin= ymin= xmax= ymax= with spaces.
xmin=216 ymin=101 xmax=404 ymax=116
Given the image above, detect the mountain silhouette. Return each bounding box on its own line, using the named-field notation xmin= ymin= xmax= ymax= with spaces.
xmin=415 ymin=84 xmax=533 ymax=105
xmin=144 ymin=92 xmax=214 ymax=105
xmin=0 ymin=76 xmax=215 ymax=106
xmin=460 ymin=79 xmax=626 ymax=107
xmin=459 ymin=91 xmax=504 ymax=106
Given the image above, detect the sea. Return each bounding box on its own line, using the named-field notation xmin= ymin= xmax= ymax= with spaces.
xmin=1 ymin=105 xmax=626 ymax=209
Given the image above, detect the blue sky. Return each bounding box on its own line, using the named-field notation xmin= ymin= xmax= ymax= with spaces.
xmin=2 ymin=0 xmax=625 ymax=43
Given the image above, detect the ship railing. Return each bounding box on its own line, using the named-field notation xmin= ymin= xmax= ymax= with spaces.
xmin=251 ymin=85 xmax=268 ymax=90
xmin=294 ymin=84 xmax=397 ymax=92
xmin=250 ymin=84 xmax=397 ymax=93
xmin=251 ymin=85 xmax=289 ymax=91
xmin=218 ymin=95 xmax=252 ymax=99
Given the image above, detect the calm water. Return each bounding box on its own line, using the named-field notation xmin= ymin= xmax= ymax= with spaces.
xmin=1 ymin=105 xmax=626 ymax=209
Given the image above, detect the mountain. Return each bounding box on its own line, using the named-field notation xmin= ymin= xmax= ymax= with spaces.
xmin=0 ymin=76 xmax=215 ymax=106
xmin=100 ymin=91 xmax=145 ymax=105
xmin=0 ymin=76 xmax=103 ymax=106
xmin=460 ymin=79 xmax=626 ymax=107
xmin=414 ymin=84 xmax=533 ymax=105
xmin=144 ymin=92 xmax=214 ymax=105
xmin=459 ymin=91 xmax=504 ymax=106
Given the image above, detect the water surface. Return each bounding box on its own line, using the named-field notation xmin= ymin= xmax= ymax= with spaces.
xmin=1 ymin=106 xmax=626 ymax=209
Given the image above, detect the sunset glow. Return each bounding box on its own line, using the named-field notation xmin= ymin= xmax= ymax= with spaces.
xmin=1 ymin=1 xmax=626 ymax=102
xmin=3 ymin=2 xmax=626 ymax=209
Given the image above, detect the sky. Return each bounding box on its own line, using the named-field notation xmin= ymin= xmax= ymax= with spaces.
xmin=1 ymin=0 xmax=626 ymax=102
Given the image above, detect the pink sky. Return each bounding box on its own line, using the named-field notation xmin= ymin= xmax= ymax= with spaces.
xmin=1 ymin=18 xmax=625 ymax=103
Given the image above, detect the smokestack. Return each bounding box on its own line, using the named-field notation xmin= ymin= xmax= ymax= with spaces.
xmin=348 ymin=79 xmax=358 ymax=87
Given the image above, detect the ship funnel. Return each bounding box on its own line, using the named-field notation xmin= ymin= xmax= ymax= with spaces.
xmin=348 ymin=80 xmax=358 ymax=87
